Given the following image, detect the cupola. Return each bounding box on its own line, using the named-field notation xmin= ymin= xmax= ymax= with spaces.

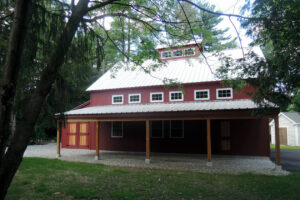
xmin=156 ymin=39 xmax=203 ymax=61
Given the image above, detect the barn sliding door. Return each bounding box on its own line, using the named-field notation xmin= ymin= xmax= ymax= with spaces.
xmin=79 ymin=123 xmax=89 ymax=148
xmin=66 ymin=122 xmax=90 ymax=148
xmin=220 ymin=121 xmax=230 ymax=151
xmin=67 ymin=123 xmax=77 ymax=147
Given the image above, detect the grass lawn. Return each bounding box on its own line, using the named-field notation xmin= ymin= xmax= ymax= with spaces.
xmin=270 ymin=144 xmax=300 ymax=150
xmin=7 ymin=158 xmax=300 ymax=200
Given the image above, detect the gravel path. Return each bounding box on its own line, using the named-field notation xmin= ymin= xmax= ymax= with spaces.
xmin=24 ymin=143 xmax=289 ymax=175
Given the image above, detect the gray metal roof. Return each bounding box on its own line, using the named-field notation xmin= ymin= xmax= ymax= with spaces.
xmin=281 ymin=112 xmax=300 ymax=124
xmin=64 ymin=99 xmax=268 ymax=116
xmin=86 ymin=47 xmax=264 ymax=91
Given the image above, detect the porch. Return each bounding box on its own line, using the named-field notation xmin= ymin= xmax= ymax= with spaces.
xmin=25 ymin=143 xmax=287 ymax=175
xmin=57 ymin=100 xmax=282 ymax=170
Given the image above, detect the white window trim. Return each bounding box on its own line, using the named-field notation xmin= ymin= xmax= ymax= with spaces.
xmin=184 ymin=48 xmax=196 ymax=56
xmin=150 ymin=121 xmax=164 ymax=138
xmin=161 ymin=51 xmax=172 ymax=58
xmin=216 ymin=88 xmax=233 ymax=99
xmin=128 ymin=93 xmax=141 ymax=104
xmin=194 ymin=89 xmax=210 ymax=100
xmin=169 ymin=120 xmax=184 ymax=139
xmin=173 ymin=50 xmax=183 ymax=57
xmin=169 ymin=91 xmax=184 ymax=101
xmin=112 ymin=95 xmax=124 ymax=104
xmin=150 ymin=92 xmax=164 ymax=103
xmin=111 ymin=122 xmax=123 ymax=138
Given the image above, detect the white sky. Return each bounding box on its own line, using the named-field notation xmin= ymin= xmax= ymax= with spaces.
xmin=208 ymin=0 xmax=252 ymax=47
xmin=70 ymin=0 xmax=252 ymax=46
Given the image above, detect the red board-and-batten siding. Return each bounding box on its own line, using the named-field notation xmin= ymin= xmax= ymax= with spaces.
xmin=87 ymin=81 xmax=255 ymax=107
xmin=61 ymin=119 xmax=270 ymax=156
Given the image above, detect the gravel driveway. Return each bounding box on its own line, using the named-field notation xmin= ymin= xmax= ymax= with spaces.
xmin=24 ymin=143 xmax=288 ymax=175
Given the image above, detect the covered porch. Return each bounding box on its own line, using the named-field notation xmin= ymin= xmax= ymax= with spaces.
xmin=26 ymin=143 xmax=287 ymax=175
xmin=56 ymin=104 xmax=282 ymax=169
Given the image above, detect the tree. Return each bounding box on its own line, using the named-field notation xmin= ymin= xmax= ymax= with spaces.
xmin=0 ymin=0 xmax=107 ymax=197
xmin=215 ymin=0 xmax=300 ymax=111
xmin=0 ymin=0 xmax=239 ymax=198
xmin=168 ymin=1 xmax=237 ymax=51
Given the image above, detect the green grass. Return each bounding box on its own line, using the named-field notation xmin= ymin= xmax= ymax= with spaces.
xmin=270 ymin=144 xmax=300 ymax=149
xmin=6 ymin=158 xmax=300 ymax=200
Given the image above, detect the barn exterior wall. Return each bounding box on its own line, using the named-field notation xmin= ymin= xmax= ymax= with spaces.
xmin=88 ymin=82 xmax=255 ymax=107
xmin=61 ymin=118 xmax=270 ymax=156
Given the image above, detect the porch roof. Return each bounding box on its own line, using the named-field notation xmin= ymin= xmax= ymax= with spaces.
xmin=63 ymin=99 xmax=275 ymax=116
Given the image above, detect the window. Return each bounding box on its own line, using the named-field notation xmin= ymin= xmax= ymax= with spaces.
xmin=151 ymin=121 xmax=164 ymax=138
xmin=173 ymin=50 xmax=183 ymax=57
xmin=111 ymin=122 xmax=123 ymax=137
xmin=194 ymin=89 xmax=210 ymax=100
xmin=169 ymin=91 xmax=183 ymax=101
xmin=162 ymin=51 xmax=171 ymax=58
xmin=216 ymin=88 xmax=233 ymax=99
xmin=170 ymin=120 xmax=184 ymax=138
xmin=112 ymin=95 xmax=123 ymax=104
xmin=129 ymin=94 xmax=141 ymax=103
xmin=150 ymin=92 xmax=164 ymax=102
xmin=184 ymin=48 xmax=195 ymax=56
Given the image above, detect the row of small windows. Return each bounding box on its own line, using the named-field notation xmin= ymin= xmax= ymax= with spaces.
xmin=112 ymin=88 xmax=233 ymax=104
xmin=111 ymin=120 xmax=184 ymax=138
xmin=161 ymin=48 xmax=195 ymax=58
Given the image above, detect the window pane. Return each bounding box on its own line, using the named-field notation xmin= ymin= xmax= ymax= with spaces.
xmin=112 ymin=122 xmax=123 ymax=137
xmin=151 ymin=121 xmax=163 ymax=138
xmin=195 ymin=90 xmax=209 ymax=99
xmin=173 ymin=50 xmax=183 ymax=57
xmin=162 ymin=51 xmax=171 ymax=58
xmin=170 ymin=92 xmax=182 ymax=100
xmin=184 ymin=48 xmax=195 ymax=55
xmin=130 ymin=95 xmax=140 ymax=102
xmin=218 ymin=89 xmax=232 ymax=98
xmin=151 ymin=93 xmax=163 ymax=101
xmin=113 ymin=96 xmax=123 ymax=103
xmin=170 ymin=120 xmax=184 ymax=138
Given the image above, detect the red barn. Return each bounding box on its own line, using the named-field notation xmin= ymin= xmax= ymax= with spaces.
xmin=56 ymin=42 xmax=281 ymax=167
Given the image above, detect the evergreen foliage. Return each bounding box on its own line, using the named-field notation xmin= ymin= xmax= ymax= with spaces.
xmin=217 ymin=0 xmax=300 ymax=111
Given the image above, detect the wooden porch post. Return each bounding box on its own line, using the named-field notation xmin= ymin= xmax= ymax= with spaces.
xmin=206 ymin=119 xmax=212 ymax=166
xmin=274 ymin=115 xmax=281 ymax=167
xmin=145 ymin=119 xmax=150 ymax=164
xmin=56 ymin=120 xmax=61 ymax=157
xmin=95 ymin=121 xmax=100 ymax=160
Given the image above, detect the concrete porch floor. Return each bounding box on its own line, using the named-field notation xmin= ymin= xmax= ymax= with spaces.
xmin=24 ymin=143 xmax=288 ymax=175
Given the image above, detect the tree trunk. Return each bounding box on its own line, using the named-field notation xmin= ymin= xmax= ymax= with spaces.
xmin=0 ymin=0 xmax=33 ymax=166
xmin=0 ymin=0 xmax=90 ymax=198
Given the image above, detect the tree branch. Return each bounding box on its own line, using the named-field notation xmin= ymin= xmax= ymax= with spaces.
xmin=177 ymin=0 xmax=214 ymax=74
xmin=86 ymin=0 xmax=118 ymax=12
xmin=179 ymin=0 xmax=260 ymax=20
xmin=228 ymin=16 xmax=244 ymax=57
xmin=83 ymin=13 xmax=161 ymax=32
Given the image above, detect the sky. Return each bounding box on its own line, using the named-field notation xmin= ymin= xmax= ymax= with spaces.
xmin=208 ymin=0 xmax=252 ymax=47
xmin=70 ymin=0 xmax=252 ymax=47
xmin=100 ymin=0 xmax=252 ymax=47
